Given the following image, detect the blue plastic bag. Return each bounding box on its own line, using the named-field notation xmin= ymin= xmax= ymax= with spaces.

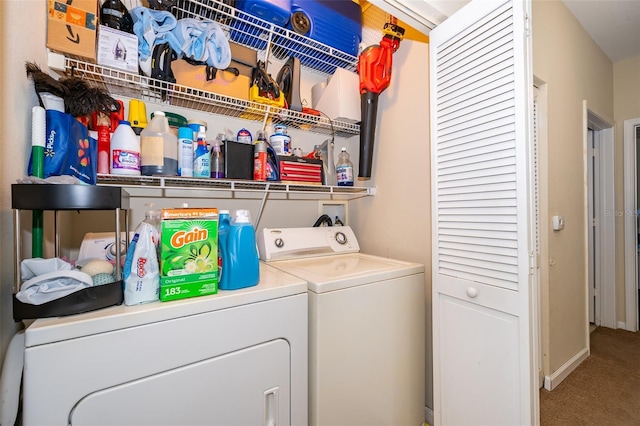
xmin=28 ymin=110 xmax=97 ymax=184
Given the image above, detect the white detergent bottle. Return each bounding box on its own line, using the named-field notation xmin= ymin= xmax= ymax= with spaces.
xmin=110 ymin=120 xmax=141 ymax=176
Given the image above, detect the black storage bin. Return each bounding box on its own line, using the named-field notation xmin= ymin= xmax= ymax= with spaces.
xmin=11 ymin=184 xmax=130 ymax=321
xmin=224 ymin=141 xmax=254 ymax=180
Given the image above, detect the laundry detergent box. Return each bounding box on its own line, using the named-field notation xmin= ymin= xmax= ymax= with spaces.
xmin=160 ymin=208 xmax=219 ymax=301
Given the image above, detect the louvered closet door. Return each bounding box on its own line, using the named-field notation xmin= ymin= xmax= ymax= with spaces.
xmin=430 ymin=0 xmax=536 ymax=425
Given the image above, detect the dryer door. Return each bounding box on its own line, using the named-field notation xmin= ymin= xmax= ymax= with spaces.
xmin=69 ymin=339 xmax=291 ymax=425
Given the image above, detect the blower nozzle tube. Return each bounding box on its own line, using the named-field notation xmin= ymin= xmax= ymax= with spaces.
xmin=359 ymin=91 xmax=379 ymax=178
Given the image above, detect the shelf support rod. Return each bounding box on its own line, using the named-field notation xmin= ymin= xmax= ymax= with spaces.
xmin=255 ymin=184 xmax=270 ymax=228
xmin=261 ymin=106 xmax=271 ymax=130
xmin=14 ymin=210 xmax=21 ymax=294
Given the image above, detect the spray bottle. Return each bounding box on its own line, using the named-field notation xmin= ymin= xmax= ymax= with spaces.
xmin=253 ymin=130 xmax=267 ymax=181
xmin=193 ymin=124 xmax=210 ymax=178
xmin=210 ymin=133 xmax=225 ymax=178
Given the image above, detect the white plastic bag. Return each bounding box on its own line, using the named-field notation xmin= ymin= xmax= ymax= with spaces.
xmin=123 ymin=221 xmax=160 ymax=305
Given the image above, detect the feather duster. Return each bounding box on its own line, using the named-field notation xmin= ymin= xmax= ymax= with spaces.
xmin=25 ymin=62 xmax=121 ymax=117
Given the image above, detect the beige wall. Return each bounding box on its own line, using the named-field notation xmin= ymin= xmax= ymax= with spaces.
xmin=349 ymin=39 xmax=431 ymax=407
xmin=0 ymin=0 xmax=49 ymax=367
xmin=614 ymin=55 xmax=640 ymax=322
xmin=532 ymin=0 xmax=614 ymax=374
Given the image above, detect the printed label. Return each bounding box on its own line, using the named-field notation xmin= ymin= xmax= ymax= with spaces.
xmin=140 ymin=136 xmax=164 ymax=167
xmin=112 ymin=149 xmax=140 ymax=171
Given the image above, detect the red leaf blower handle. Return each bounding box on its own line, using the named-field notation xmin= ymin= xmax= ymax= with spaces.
xmin=357 ymin=24 xmax=404 ymax=178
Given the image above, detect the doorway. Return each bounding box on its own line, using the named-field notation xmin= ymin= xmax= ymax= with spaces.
xmin=623 ymin=118 xmax=640 ymax=332
xmin=585 ymin=107 xmax=616 ymax=329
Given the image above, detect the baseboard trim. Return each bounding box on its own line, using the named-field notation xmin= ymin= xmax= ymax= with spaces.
xmin=617 ymin=321 xmax=627 ymax=330
xmin=425 ymin=406 xmax=434 ymax=426
xmin=543 ymin=346 xmax=589 ymax=391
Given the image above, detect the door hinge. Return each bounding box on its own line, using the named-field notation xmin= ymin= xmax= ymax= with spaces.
xmin=524 ymin=13 xmax=531 ymax=36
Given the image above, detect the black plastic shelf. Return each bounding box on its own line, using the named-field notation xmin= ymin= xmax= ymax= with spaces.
xmin=12 ymin=184 xmax=129 ymax=321
xmin=11 ymin=184 xmax=129 ymax=210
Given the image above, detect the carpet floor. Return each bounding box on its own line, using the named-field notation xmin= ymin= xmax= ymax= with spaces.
xmin=540 ymin=327 xmax=640 ymax=425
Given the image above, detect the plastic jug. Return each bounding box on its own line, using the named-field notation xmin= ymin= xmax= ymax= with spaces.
xmin=110 ymin=120 xmax=141 ymax=176
xmin=336 ymin=147 xmax=354 ymax=186
xmin=217 ymin=210 xmax=231 ymax=288
xmin=220 ymin=209 xmax=259 ymax=290
xmin=140 ymin=111 xmax=178 ymax=176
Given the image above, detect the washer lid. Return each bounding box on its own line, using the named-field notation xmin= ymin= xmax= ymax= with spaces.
xmin=23 ymin=264 xmax=307 ymax=348
xmin=271 ymin=253 xmax=424 ymax=293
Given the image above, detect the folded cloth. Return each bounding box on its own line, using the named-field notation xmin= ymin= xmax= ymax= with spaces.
xmin=171 ymin=18 xmax=231 ymax=69
xmin=130 ymin=7 xmax=182 ymax=75
xmin=21 ymin=257 xmax=73 ymax=281
xmin=16 ymin=269 xmax=93 ymax=305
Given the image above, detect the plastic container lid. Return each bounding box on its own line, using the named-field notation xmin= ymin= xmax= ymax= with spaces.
xmin=187 ymin=119 xmax=208 ymax=127
xmin=234 ymin=209 xmax=251 ymax=223
xmin=159 ymin=112 xmax=188 ymax=128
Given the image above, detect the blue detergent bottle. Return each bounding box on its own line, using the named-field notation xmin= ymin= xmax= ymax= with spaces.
xmin=220 ymin=209 xmax=260 ymax=290
xmin=217 ymin=210 xmax=231 ymax=288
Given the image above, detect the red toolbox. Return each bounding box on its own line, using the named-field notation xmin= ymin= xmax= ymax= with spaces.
xmin=278 ymin=155 xmax=323 ymax=184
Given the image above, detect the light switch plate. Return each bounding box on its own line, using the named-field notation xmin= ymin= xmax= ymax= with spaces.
xmin=552 ymin=215 xmax=565 ymax=231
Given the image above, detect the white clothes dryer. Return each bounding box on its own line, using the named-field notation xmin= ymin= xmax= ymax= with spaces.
xmin=258 ymin=226 xmax=426 ymax=426
xmin=19 ymin=263 xmax=308 ymax=426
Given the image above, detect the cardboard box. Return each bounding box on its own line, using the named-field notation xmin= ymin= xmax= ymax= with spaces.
xmin=229 ymin=42 xmax=257 ymax=78
xmin=160 ymin=208 xmax=219 ymax=301
xmin=172 ymin=59 xmax=251 ymax=100
xmin=97 ymin=25 xmax=138 ymax=73
xmin=47 ymin=0 xmax=97 ymax=61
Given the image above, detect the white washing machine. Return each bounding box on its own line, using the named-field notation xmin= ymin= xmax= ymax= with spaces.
xmin=258 ymin=226 xmax=426 ymax=426
xmin=19 ymin=263 xmax=308 ymax=426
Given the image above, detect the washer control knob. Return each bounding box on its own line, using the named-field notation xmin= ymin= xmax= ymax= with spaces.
xmin=275 ymin=238 xmax=284 ymax=248
xmin=335 ymin=231 xmax=347 ymax=245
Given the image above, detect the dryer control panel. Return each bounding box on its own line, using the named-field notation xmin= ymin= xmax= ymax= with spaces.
xmin=258 ymin=226 xmax=360 ymax=261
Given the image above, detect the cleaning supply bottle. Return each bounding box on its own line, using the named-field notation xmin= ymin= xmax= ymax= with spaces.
xmin=95 ymin=112 xmax=111 ymax=174
xmin=177 ymin=127 xmax=194 ymax=177
xmin=220 ymin=209 xmax=260 ymax=290
xmin=110 ymin=120 xmax=141 ymax=176
xmin=128 ymin=99 xmax=147 ymax=136
xmin=217 ymin=209 xmax=231 ymax=288
xmin=269 ymin=124 xmax=291 ymax=155
xmin=210 ymin=133 xmax=225 ymax=178
xmin=336 ymin=147 xmax=354 ymax=186
xmin=193 ymin=124 xmax=210 ymax=178
xmin=140 ymin=111 xmax=178 ymax=176
xmin=253 ymin=130 xmax=267 ymax=181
